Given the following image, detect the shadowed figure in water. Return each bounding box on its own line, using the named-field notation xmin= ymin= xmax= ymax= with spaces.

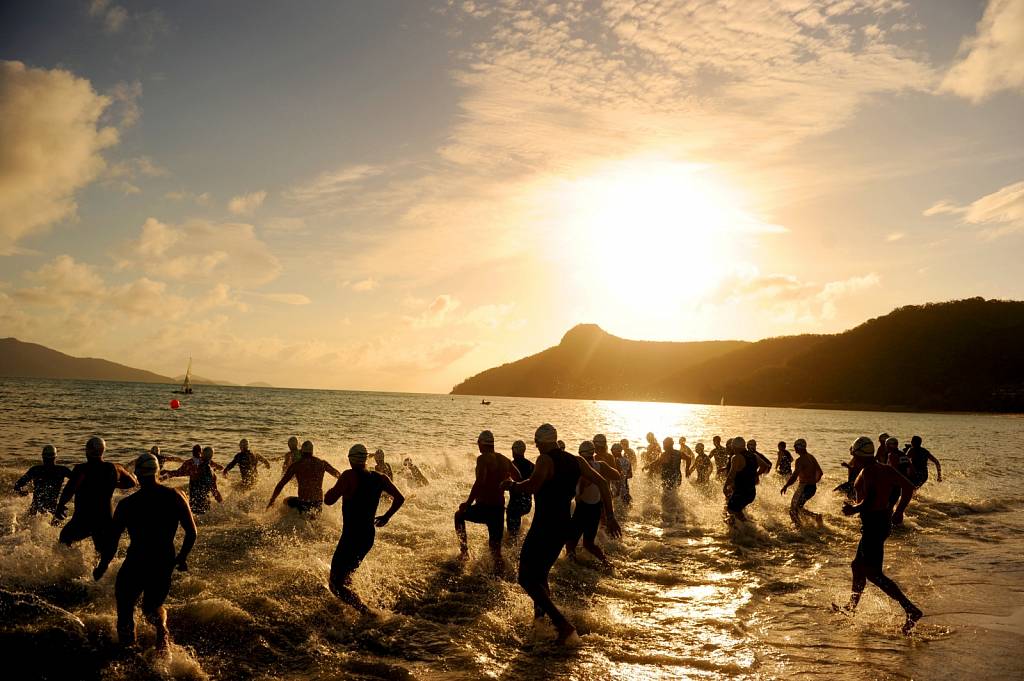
xmin=455 ymin=430 xmax=520 ymax=572
xmin=780 ymin=438 xmax=824 ymax=527
xmin=93 ymin=453 xmax=197 ymax=651
xmin=502 ymin=423 xmax=621 ymax=645
xmin=223 ymin=438 xmax=272 ymax=490
xmin=324 ymin=444 xmax=404 ymax=614
xmin=565 ymin=439 xmax=620 ymax=567
xmin=723 ymin=436 xmax=761 ymax=524
xmin=166 ymin=445 xmax=223 ymax=514
xmin=14 ymin=444 xmax=72 ymax=516
xmin=505 ymin=440 xmax=535 ymax=542
xmin=837 ymin=436 xmax=923 ymax=635
xmin=56 ymin=437 xmax=137 ymax=552
xmin=268 ymin=440 xmax=341 ymax=515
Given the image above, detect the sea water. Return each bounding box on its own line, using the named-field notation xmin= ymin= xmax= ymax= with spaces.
xmin=0 ymin=378 xmax=1022 ymax=680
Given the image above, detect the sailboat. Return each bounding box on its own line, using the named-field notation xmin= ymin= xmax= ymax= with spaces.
xmin=175 ymin=356 xmax=194 ymax=394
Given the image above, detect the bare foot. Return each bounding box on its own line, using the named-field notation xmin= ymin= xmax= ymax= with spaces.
xmin=555 ymin=624 xmax=580 ymax=646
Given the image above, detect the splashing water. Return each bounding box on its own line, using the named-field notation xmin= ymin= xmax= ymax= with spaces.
xmin=1 ymin=378 xmax=1022 ymax=679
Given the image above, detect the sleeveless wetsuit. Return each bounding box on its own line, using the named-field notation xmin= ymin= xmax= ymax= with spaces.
xmin=15 ymin=464 xmax=72 ymax=515
xmin=59 ymin=461 xmax=120 ymax=550
xmin=661 ymin=450 xmax=682 ymax=489
xmin=518 ymin=449 xmax=579 ymax=585
xmin=909 ymin=446 xmax=931 ymax=487
xmin=507 ymin=456 xmax=535 ymax=534
xmin=331 ymin=470 xmax=386 ymax=581
xmin=727 ymin=451 xmax=758 ymax=512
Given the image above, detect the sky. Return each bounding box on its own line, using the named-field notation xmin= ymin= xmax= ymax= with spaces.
xmin=1 ymin=0 xmax=1022 ymax=392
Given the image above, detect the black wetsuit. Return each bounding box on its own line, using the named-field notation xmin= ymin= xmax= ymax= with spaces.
xmin=661 ymin=450 xmax=682 ymax=489
xmin=189 ymin=463 xmax=217 ymax=515
xmin=225 ymin=450 xmax=261 ymax=489
xmin=15 ymin=464 xmax=72 ymax=515
xmin=776 ymin=449 xmax=793 ymax=476
xmin=331 ymin=469 xmax=387 ymax=583
xmin=694 ymin=454 xmax=713 ymax=484
xmin=507 ymin=456 xmax=535 ymax=534
xmin=112 ymin=485 xmax=186 ymax=637
xmin=727 ymin=451 xmax=758 ymax=512
xmin=856 ymin=507 xmax=892 ymax=573
xmin=59 ymin=461 xmax=125 ymax=550
xmin=518 ymin=449 xmax=579 ymax=585
xmin=909 ymin=446 xmax=931 ymax=487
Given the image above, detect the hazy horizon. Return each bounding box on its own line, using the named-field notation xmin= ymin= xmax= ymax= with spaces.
xmin=2 ymin=0 xmax=1023 ymax=392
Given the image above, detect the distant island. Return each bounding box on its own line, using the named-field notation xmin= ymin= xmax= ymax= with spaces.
xmin=451 ymin=298 xmax=1024 ymax=413
xmin=0 ymin=338 xmax=272 ymax=388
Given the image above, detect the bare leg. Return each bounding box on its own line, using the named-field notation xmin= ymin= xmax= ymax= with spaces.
xmin=489 ymin=542 xmax=506 ymax=574
xmin=582 ymin=539 xmax=611 ymax=566
xmin=143 ymin=606 xmax=169 ymax=651
xmin=454 ymin=510 xmax=469 ymax=556
xmin=845 ymin=557 xmax=867 ymax=611
xmin=866 ymin=569 xmax=922 ymax=633
xmin=519 ymin=576 xmax=576 ymax=642
xmin=329 ymin=572 xmax=371 ymax=614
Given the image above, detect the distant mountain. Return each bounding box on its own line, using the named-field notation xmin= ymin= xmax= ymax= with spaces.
xmin=451 ymin=298 xmax=1024 ymax=412
xmin=0 ymin=338 xmax=172 ymax=384
xmin=246 ymin=382 xmax=274 ymax=388
xmin=173 ymin=374 xmax=239 ymax=387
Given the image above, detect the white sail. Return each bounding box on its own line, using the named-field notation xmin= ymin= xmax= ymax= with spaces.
xmin=182 ymin=356 xmax=192 ymax=392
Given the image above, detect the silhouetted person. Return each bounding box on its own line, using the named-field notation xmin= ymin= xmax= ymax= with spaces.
xmin=723 ymin=436 xmax=760 ymax=524
xmin=875 ymin=432 xmax=891 ymax=464
xmin=642 ymin=432 xmax=662 ymax=476
xmin=619 ymin=439 xmax=637 ymax=473
xmin=373 ymin=448 xmax=394 ymax=480
xmin=611 ymin=442 xmax=633 ymax=504
xmin=267 ymin=440 xmax=341 ymax=515
xmin=402 ymin=457 xmax=430 ymax=487
xmin=708 ymin=435 xmax=729 ymax=480
xmin=906 ymin=435 xmax=941 ymax=488
xmin=781 ymin=438 xmax=824 ymax=527
xmin=593 ymin=434 xmax=621 ymax=475
xmin=166 ymin=445 xmax=222 ymax=514
xmin=14 ymin=444 xmax=72 ymax=516
xmin=149 ymin=445 xmax=182 ymax=468
xmin=838 ymin=436 xmax=922 ymax=634
xmin=93 ymin=453 xmax=197 ymax=651
xmin=503 ymin=423 xmax=621 ymax=645
xmin=692 ymin=442 xmax=713 ymax=485
xmin=506 ymin=440 xmax=535 ymax=540
xmin=282 ymin=436 xmax=301 ymax=473
xmin=56 ymin=437 xmax=137 ymax=552
xmin=776 ymin=441 xmax=793 ymax=476
xmin=455 ymin=430 xmax=520 ymax=570
xmin=565 ymin=440 xmax=620 ymax=567
xmin=223 ymin=438 xmax=271 ymax=490
xmin=324 ymin=444 xmax=404 ymax=614
xmin=746 ymin=439 xmax=773 ymax=476
xmin=648 ymin=436 xmax=683 ymax=490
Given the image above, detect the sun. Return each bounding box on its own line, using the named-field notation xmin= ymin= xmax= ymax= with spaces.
xmin=553 ymin=159 xmax=761 ymax=330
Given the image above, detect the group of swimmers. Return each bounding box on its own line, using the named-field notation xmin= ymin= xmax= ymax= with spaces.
xmin=11 ymin=424 xmax=941 ymax=650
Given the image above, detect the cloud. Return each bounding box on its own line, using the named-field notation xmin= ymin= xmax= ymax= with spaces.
xmin=255 ymin=292 xmax=312 ymax=305
xmin=405 ymin=294 xmax=461 ymax=328
xmin=924 ymin=180 xmax=1024 ymax=238
xmin=0 ymin=61 xmax=119 ymax=255
xmin=105 ymin=155 xmax=167 ymax=194
xmin=164 ymin=190 xmax=212 ymax=205
xmin=885 ymin=232 xmax=905 ymax=242
xmin=710 ymin=268 xmax=881 ymax=323
xmin=228 ymin=190 xmax=267 ymax=215
xmin=941 ymin=0 xmax=1024 ymax=101
xmin=122 ymin=217 xmax=282 ymax=286
xmin=88 ymin=0 xmax=168 ymax=46
xmin=343 ymin=278 xmax=379 ymax=292
xmin=283 ymin=164 xmax=384 ymax=208
xmin=15 ymin=255 xmax=105 ymax=306
xmin=90 ymin=0 xmax=127 ymax=33
xmin=107 ymin=80 xmax=142 ymax=127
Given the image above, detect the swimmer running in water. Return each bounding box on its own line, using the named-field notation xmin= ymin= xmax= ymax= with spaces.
xmin=611 ymin=442 xmax=633 ymax=505
xmin=837 ymin=436 xmax=923 ymax=635
xmin=593 ymin=434 xmax=621 ymax=475
xmin=780 ymin=438 xmax=824 ymax=527
xmin=56 ymin=437 xmax=137 ymax=552
xmin=776 ymin=441 xmax=793 ymax=477
xmin=373 ymin=449 xmax=394 ymax=480
xmin=267 ymin=440 xmax=341 ymax=515
xmin=502 ymin=423 xmax=621 ymax=645
xmin=906 ymin=435 xmax=942 ymax=488
xmin=723 ymin=436 xmax=760 ymax=525
xmin=323 ymin=444 xmax=405 ymax=614
xmin=692 ymin=443 xmax=713 ymax=485
xmin=506 ymin=440 xmax=535 ymax=542
xmin=165 ymin=445 xmax=223 ymax=514
xmin=14 ymin=444 xmax=72 ymax=516
xmin=565 ymin=440 xmax=620 ymax=567
xmin=282 ymin=436 xmax=301 ymax=473
xmin=223 ymin=438 xmax=271 ymax=490
xmin=454 ymin=430 xmax=520 ymax=571
xmin=93 ymin=453 xmax=196 ymax=651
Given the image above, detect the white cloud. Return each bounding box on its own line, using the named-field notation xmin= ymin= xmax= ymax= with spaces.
xmin=344 ymin=278 xmax=379 ymax=292
xmin=710 ymin=268 xmax=881 ymax=323
xmin=0 ymin=61 xmax=119 ymax=255
xmin=941 ymin=0 xmax=1024 ymax=102
xmin=122 ymin=217 xmax=282 ymax=286
xmin=256 ymin=292 xmax=312 ymax=305
xmin=283 ymin=164 xmax=384 ymax=208
xmin=228 ymin=190 xmax=267 ymax=215
xmin=406 ymin=294 xmax=461 ymax=328
xmin=885 ymin=232 xmax=905 ymax=242
xmin=15 ymin=255 xmax=105 ymax=306
xmin=924 ymin=180 xmax=1024 ymax=238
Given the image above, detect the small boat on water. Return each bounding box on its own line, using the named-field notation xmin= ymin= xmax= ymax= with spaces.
xmin=481 ymin=399 xmax=491 ymax=405
xmin=174 ymin=356 xmax=194 ymax=394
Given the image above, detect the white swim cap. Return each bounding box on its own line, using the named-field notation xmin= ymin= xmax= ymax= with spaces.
xmin=851 ymin=436 xmax=875 ymax=458
xmin=348 ymin=444 xmax=368 ymax=464
xmin=535 ymin=423 xmax=558 ymax=444
xmin=885 ymin=437 xmax=899 ymax=448
xmin=135 ymin=453 xmax=160 ymax=477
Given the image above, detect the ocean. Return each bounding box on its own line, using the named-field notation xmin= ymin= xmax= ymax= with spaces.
xmin=1 ymin=378 xmax=1022 ymax=680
